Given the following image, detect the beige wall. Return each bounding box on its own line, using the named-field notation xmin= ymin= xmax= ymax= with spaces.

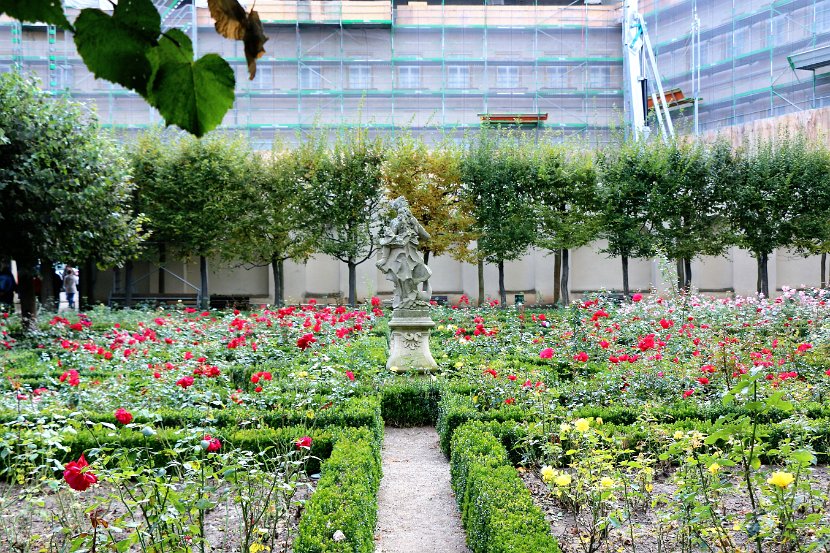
xmin=95 ymin=244 xmax=824 ymax=306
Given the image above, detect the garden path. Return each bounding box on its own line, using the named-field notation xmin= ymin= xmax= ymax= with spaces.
xmin=375 ymin=426 xmax=470 ymax=553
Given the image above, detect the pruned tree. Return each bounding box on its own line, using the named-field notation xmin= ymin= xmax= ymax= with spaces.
xmin=728 ymin=133 xmax=830 ymax=296
xmin=595 ymin=137 xmax=660 ymax=299
xmin=382 ymin=135 xmax=477 ymax=270
xmin=0 ymin=71 xmax=146 ymax=330
xmin=311 ymin=129 xmax=386 ymax=307
xmin=134 ymin=132 xmax=251 ymax=309
xmin=534 ymin=140 xmax=599 ymax=305
xmin=461 ymin=129 xmax=538 ymax=307
xmin=229 ymin=144 xmax=317 ymax=306
xmin=647 ymin=138 xmax=734 ymax=291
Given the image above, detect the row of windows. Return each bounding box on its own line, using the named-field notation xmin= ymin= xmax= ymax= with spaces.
xmin=257 ymin=64 xmax=616 ymax=89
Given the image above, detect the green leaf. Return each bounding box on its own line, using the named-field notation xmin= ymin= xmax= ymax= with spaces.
xmin=0 ymin=0 xmax=72 ymax=30
xmin=147 ymin=30 xmax=235 ymax=137
xmin=790 ymin=449 xmax=816 ymax=465
xmin=73 ymin=0 xmax=161 ymax=94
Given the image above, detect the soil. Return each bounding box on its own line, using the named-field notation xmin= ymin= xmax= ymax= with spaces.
xmin=521 ymin=465 xmax=830 ymax=553
xmin=0 ymin=477 xmax=314 ymax=552
xmin=375 ymin=426 xmax=470 ymax=553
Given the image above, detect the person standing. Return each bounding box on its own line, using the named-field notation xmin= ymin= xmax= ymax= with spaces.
xmin=0 ymin=264 xmax=17 ymax=309
xmin=63 ymin=266 xmax=79 ymax=310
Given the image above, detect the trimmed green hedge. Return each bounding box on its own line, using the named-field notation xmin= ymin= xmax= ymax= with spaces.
xmin=450 ymin=421 xmax=560 ymax=553
xmin=437 ymin=392 xmax=530 ymax=455
xmin=294 ymin=426 xmax=382 ymax=553
xmin=381 ymin=379 xmax=441 ymax=426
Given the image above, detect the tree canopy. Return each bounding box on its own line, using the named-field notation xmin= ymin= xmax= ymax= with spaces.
xmin=0 ymin=71 xmax=146 ymax=328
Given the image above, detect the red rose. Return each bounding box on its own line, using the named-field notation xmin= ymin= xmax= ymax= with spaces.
xmin=574 ymin=351 xmax=589 ymax=363
xmin=203 ymin=434 xmax=221 ymax=452
xmin=632 ymin=293 xmax=643 ymax=302
xmin=176 ymin=376 xmax=194 ymax=389
xmin=114 ymin=408 xmax=133 ymax=425
xmin=295 ymin=436 xmax=312 ymax=449
xmin=371 ymin=296 xmax=381 ymax=307
xmin=297 ymin=333 xmax=316 ymax=350
xmin=539 ymin=348 xmax=554 ymax=359
xmin=345 ymin=370 xmax=355 ymax=381
xmin=64 ymin=454 xmax=97 ymax=491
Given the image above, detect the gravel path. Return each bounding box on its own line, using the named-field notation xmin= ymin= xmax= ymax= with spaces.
xmin=375 ymin=426 xmax=471 ymax=553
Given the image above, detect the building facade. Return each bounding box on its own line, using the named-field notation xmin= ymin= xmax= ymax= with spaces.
xmin=1 ymin=0 xmax=829 ymax=303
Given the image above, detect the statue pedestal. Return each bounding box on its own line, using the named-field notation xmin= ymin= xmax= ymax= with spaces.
xmin=387 ymin=308 xmax=438 ymax=374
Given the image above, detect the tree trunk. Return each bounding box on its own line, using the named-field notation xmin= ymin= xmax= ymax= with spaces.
xmin=498 ymin=260 xmax=506 ymax=307
xmin=272 ymin=256 xmax=284 ymax=307
xmin=124 ymin=259 xmax=134 ymax=308
xmin=40 ymin=259 xmax=56 ymax=311
xmin=821 ymin=252 xmax=827 ymax=289
xmin=676 ymin=258 xmax=685 ymax=292
xmin=81 ymin=259 xmax=95 ymax=310
xmin=561 ymin=248 xmax=570 ymax=307
xmin=553 ymin=250 xmax=561 ymax=305
xmin=423 ymin=250 xmax=431 ymax=291
xmin=684 ymin=258 xmax=692 ymax=291
xmin=199 ymin=255 xmax=209 ymax=310
xmin=477 ymin=257 xmax=484 ymax=307
xmin=347 ymin=260 xmax=357 ymax=307
xmin=158 ymin=243 xmax=166 ymax=294
xmin=622 ymin=255 xmax=630 ymax=300
xmin=17 ymin=264 xmax=37 ymax=333
xmin=758 ymin=252 xmax=769 ymax=298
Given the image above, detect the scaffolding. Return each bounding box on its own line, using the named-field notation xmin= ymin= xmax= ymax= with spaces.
xmin=1 ymin=0 xmax=827 ymax=143
xmin=642 ymin=0 xmax=830 ymax=134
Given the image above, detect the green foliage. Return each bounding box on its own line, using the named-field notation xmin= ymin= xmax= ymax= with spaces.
xmin=4 ymin=0 xmax=236 ymax=136
xmin=461 ymin=130 xmax=538 ymax=265
xmin=0 ymin=0 xmax=71 ymax=29
xmin=229 ymin=143 xmax=318 ymax=304
xmin=451 ymin=421 xmax=561 ymax=553
xmin=294 ymin=427 xmax=382 ymax=553
xmin=131 ymin=130 xmax=252 ymax=260
xmin=437 ymin=392 xmax=530 ymax=456
xmin=147 ymin=30 xmax=235 ymax=136
xmin=533 ymin=141 xmax=599 ymax=252
xmin=308 ymin=129 xmax=386 ymax=305
xmin=595 ymin=137 xmax=660 ymax=262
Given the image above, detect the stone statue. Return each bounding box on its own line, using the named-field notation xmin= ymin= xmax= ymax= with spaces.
xmin=376 ymin=196 xmax=432 ymax=310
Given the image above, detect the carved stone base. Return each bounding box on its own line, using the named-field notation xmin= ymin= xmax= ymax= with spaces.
xmin=387 ymin=308 xmax=438 ymax=374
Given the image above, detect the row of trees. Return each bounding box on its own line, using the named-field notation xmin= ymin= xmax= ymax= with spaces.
xmin=4 ymin=70 xmax=830 ymax=329
xmin=127 ymin=125 xmax=830 ymax=308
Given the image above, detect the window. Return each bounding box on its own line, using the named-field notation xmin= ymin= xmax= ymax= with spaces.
xmin=398 ymin=66 xmax=420 ymax=89
xmin=447 ymin=65 xmax=469 ymax=89
xmin=588 ymin=65 xmax=610 ymax=89
xmin=547 ymin=66 xmax=568 ymax=88
xmin=819 ymin=3 xmax=830 ymax=33
xmin=348 ymin=65 xmax=371 ymax=89
xmin=56 ymin=64 xmax=73 ymax=89
xmin=250 ymin=65 xmax=273 ymax=90
xmin=732 ymin=26 xmax=749 ymax=56
xmin=496 ymin=65 xmax=518 ymax=88
xmin=770 ymin=15 xmax=788 ymax=46
xmin=300 ymin=65 xmax=322 ymax=89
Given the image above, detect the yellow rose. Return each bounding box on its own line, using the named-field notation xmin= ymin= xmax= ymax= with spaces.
xmin=297 ymin=371 xmax=308 ymax=378
xmin=595 ymin=417 xmax=603 ymax=426
xmin=645 ymin=483 xmax=653 ymax=493
xmin=559 ymin=423 xmax=571 ymax=433
xmin=438 ymin=325 xmax=446 ymax=331
xmin=554 ymin=473 xmax=572 ymax=487
xmin=767 ymin=471 xmax=795 ymax=489
xmin=708 ymin=463 xmax=721 ymax=475
xmin=540 ymin=466 xmax=555 ymax=484
xmin=574 ymin=418 xmax=591 ymax=433
xmin=600 ymin=477 xmax=615 ymax=489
